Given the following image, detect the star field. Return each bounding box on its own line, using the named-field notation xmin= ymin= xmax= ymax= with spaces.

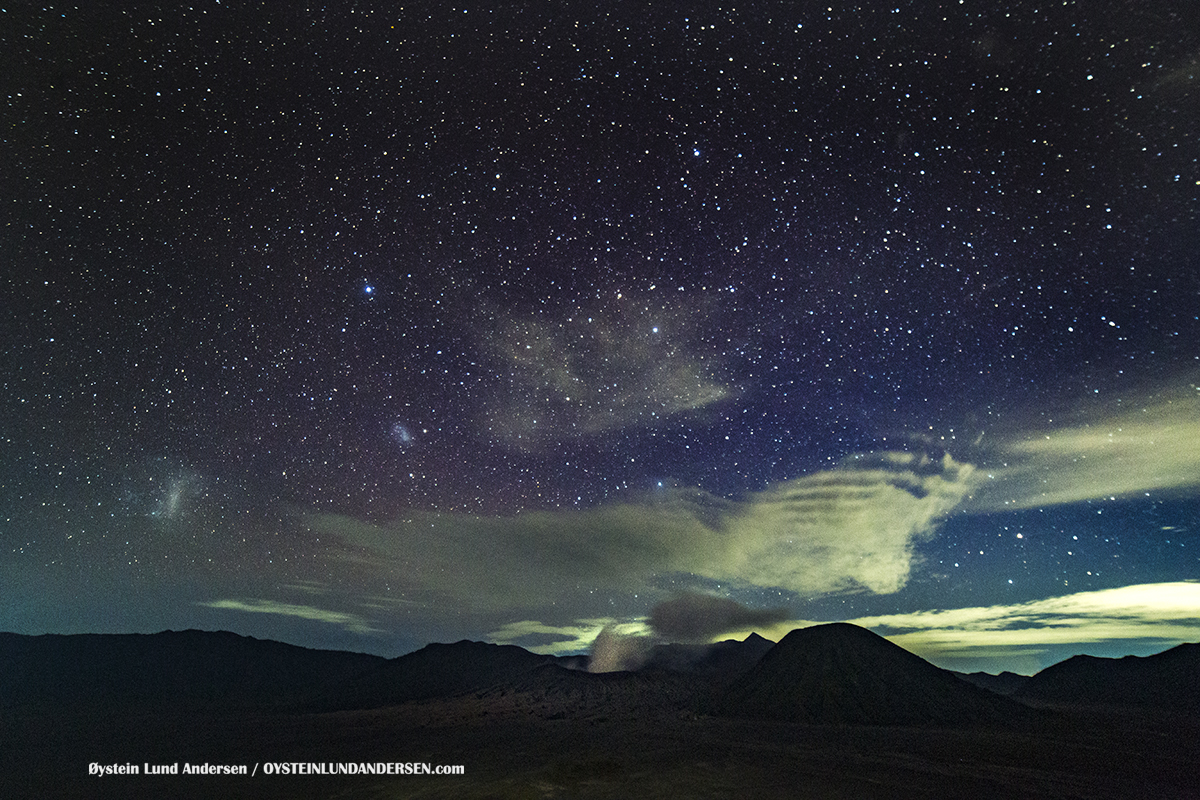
xmin=3 ymin=1 xmax=1198 ymax=670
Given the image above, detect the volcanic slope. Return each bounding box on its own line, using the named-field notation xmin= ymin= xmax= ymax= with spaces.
xmin=1015 ymin=642 xmax=1200 ymax=713
xmin=0 ymin=630 xmax=384 ymax=712
xmin=313 ymin=639 xmax=558 ymax=710
xmin=643 ymin=632 xmax=776 ymax=685
xmin=720 ymin=623 xmax=1030 ymax=726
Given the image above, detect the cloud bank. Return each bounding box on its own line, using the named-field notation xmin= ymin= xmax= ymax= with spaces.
xmin=716 ymin=581 xmax=1200 ymax=674
xmin=313 ymin=449 xmax=976 ymax=623
xmin=972 ymin=382 xmax=1200 ymax=511
xmin=855 ymin=581 xmax=1200 ymax=672
xmin=293 ymin=378 xmax=1198 ymax=662
xmin=852 ymin=581 xmax=1200 ymax=648
xmin=488 ymin=618 xmax=652 ymax=658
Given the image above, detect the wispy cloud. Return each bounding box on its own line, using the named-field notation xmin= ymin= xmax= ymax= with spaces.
xmin=304 ymin=379 xmax=1199 ymax=657
xmin=487 ymin=593 xmax=793 ymax=654
xmin=725 ymin=451 xmax=975 ymax=594
xmin=488 ymin=618 xmax=648 ymax=655
xmin=479 ymin=293 xmax=734 ymax=448
xmin=852 ymin=580 xmax=1200 ymax=641
xmin=971 ymin=381 xmax=1200 ymax=511
xmin=312 ymin=450 xmax=976 ymax=622
xmin=856 ymin=581 xmax=1200 ymax=671
xmin=198 ymin=598 xmax=382 ymax=635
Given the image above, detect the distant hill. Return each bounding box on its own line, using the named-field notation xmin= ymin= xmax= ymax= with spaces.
xmin=0 ymin=630 xmax=745 ymax=717
xmin=720 ymin=623 xmax=1030 ymax=726
xmin=953 ymin=670 xmax=1029 ymax=696
xmin=432 ymin=633 xmax=776 ymax=720
xmin=313 ymin=639 xmax=557 ymax=710
xmin=643 ymin=632 xmax=775 ymax=685
xmin=1015 ymin=642 xmax=1200 ymax=713
xmin=0 ymin=629 xmax=384 ymax=712
xmin=7 ymin=626 xmax=1196 ymax=730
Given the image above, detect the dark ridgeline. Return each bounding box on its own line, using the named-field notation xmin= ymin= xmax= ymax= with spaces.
xmin=314 ymin=640 xmax=558 ymax=710
xmin=468 ymin=632 xmax=778 ymax=719
xmin=1014 ymin=642 xmax=1200 ymax=713
xmin=0 ymin=629 xmax=777 ymax=717
xmin=315 ymin=633 xmax=777 ymax=713
xmin=719 ymin=623 xmax=1030 ymax=726
xmin=642 ymin=631 xmax=776 ymax=686
xmin=952 ymin=670 xmax=1030 ymax=696
xmin=3 ymin=625 xmax=1198 ymax=725
xmin=0 ymin=629 xmax=384 ymax=713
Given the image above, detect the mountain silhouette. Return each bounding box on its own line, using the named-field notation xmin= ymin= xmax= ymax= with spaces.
xmin=719 ymin=623 xmax=1028 ymax=726
xmin=313 ymin=639 xmax=558 ymax=710
xmin=4 ymin=626 xmax=1197 ymax=799
xmin=952 ymin=670 xmax=1029 ymax=696
xmin=0 ymin=629 xmax=383 ymax=712
xmin=643 ymin=632 xmax=775 ymax=685
xmin=1015 ymin=642 xmax=1200 ymax=713
xmin=8 ymin=626 xmax=1197 ymax=729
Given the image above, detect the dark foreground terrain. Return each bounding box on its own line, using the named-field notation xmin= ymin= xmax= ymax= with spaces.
xmin=5 ymin=699 xmax=1197 ymax=799
xmin=2 ymin=626 xmax=1197 ymax=799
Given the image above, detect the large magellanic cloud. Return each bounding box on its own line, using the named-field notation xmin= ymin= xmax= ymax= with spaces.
xmin=478 ymin=293 xmax=734 ymax=448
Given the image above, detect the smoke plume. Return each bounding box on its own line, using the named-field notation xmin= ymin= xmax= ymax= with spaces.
xmin=588 ymin=625 xmax=652 ymax=673
xmin=649 ymin=592 xmax=790 ymax=643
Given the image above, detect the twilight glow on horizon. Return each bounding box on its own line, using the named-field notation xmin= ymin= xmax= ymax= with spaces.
xmin=3 ymin=2 xmax=1198 ymax=674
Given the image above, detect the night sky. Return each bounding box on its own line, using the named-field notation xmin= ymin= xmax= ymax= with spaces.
xmin=4 ymin=1 xmax=1198 ymax=675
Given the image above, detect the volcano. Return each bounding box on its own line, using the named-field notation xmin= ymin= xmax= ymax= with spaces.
xmin=720 ymin=623 xmax=1027 ymax=726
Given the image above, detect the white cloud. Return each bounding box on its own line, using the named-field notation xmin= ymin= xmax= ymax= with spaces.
xmin=722 ymin=451 xmax=975 ymax=594
xmin=971 ymin=382 xmax=1200 ymax=511
xmin=305 ymin=379 xmax=1200 ymax=660
xmin=857 ymin=582 xmax=1200 ymax=671
xmin=313 ymin=450 xmax=976 ymax=623
xmin=709 ymin=582 xmax=1200 ymax=674
xmin=488 ymin=618 xmax=649 ymax=655
xmin=198 ymin=598 xmax=381 ymax=635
